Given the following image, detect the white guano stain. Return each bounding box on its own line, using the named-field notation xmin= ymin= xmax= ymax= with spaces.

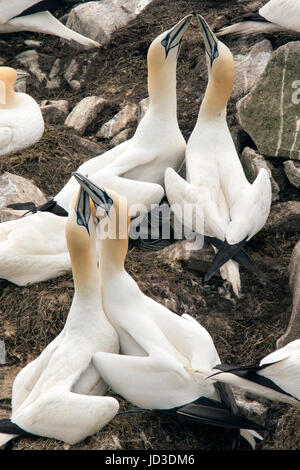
xmin=275 ymin=48 xmax=289 ymax=157
xmin=290 ymin=117 xmax=300 ymax=158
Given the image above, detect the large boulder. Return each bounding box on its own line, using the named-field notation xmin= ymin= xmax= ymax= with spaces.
xmin=277 ymin=240 xmax=300 ymax=348
xmin=66 ymin=0 xmax=155 ymax=45
xmin=237 ymin=42 xmax=300 ymax=160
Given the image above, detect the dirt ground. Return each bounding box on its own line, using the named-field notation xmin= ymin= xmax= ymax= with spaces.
xmin=0 ymin=0 xmax=300 ymax=451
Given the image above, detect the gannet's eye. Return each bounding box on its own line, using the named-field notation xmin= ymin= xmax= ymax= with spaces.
xmin=161 ymin=37 xmax=168 ymax=47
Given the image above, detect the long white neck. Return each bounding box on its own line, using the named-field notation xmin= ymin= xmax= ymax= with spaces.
xmin=147 ymin=59 xmax=178 ymax=121
xmin=65 ymin=217 xmax=104 ymax=329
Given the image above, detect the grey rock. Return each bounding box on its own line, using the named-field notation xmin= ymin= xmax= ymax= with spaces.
xmin=71 ymin=135 xmax=105 ymax=156
xmin=277 ymin=240 xmax=300 ymax=348
xmin=14 ymin=69 xmax=28 ymax=93
xmin=40 ymin=99 xmax=69 ymax=124
xmin=24 ymin=40 xmax=42 ymax=47
xmin=284 ymin=160 xmax=300 ymax=188
xmin=64 ymin=59 xmax=81 ymax=90
xmin=137 ymin=97 xmax=150 ymax=123
xmin=157 ymin=239 xmax=214 ymax=274
xmin=0 ymin=172 xmax=47 ymax=222
xmin=237 ymin=42 xmax=300 ymax=160
xmin=233 ymin=386 xmax=268 ymax=426
xmin=0 ymin=341 xmax=5 ymax=365
xmin=110 ymin=128 xmax=132 ymax=146
xmin=65 ymin=96 xmax=107 ymax=135
xmin=232 ymin=40 xmax=273 ymax=101
xmin=16 ymin=50 xmax=47 ymax=84
xmin=97 ymin=104 xmax=138 ymax=139
xmin=66 ymin=0 xmax=155 ymax=46
xmin=265 ymin=201 xmax=300 ymax=233
xmin=241 ymin=147 xmax=280 ymax=201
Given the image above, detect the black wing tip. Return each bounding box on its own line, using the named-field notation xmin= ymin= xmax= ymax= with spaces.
xmin=0 ymin=419 xmax=33 ymax=436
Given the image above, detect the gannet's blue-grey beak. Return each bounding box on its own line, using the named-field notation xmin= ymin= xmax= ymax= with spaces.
xmin=75 ymin=186 xmax=91 ymax=234
xmin=161 ymin=14 xmax=193 ymax=58
xmin=197 ymin=14 xmax=219 ymax=66
xmin=73 ymin=172 xmax=113 ymax=217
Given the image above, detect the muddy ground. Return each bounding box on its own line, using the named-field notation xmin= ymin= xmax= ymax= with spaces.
xmin=0 ymin=0 xmax=299 ymax=451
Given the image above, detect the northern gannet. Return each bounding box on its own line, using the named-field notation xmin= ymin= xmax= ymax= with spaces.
xmin=75 ymin=173 xmax=265 ymax=449
xmin=0 ymin=185 xmax=119 ymax=447
xmin=0 ymin=0 xmax=100 ymax=48
xmin=217 ymin=0 xmax=300 ymax=36
xmin=0 ymin=66 xmax=44 ymax=157
xmin=194 ymin=340 xmax=300 ymax=407
xmin=0 ymin=15 xmax=192 ymax=286
xmin=165 ymin=15 xmax=271 ymax=294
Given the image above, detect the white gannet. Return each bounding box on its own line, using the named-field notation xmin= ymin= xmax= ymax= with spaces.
xmin=165 ymin=15 xmax=271 ymax=293
xmin=217 ymin=0 xmax=300 ymax=36
xmin=0 ymin=66 xmax=44 ymax=157
xmin=0 ymin=0 xmax=100 ymax=48
xmin=75 ymin=173 xmax=265 ymax=449
xmin=0 ymin=185 xmax=119 ymax=447
xmin=193 ymin=340 xmax=300 ymax=407
xmin=0 ymin=14 xmax=192 ymax=286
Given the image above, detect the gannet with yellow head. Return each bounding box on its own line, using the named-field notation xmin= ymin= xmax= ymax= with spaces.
xmin=0 ymin=184 xmax=119 ymax=447
xmin=0 ymin=66 xmax=44 ymax=157
xmin=74 ymin=173 xmax=266 ymax=450
xmin=0 ymin=15 xmax=193 ymax=286
xmin=165 ymin=15 xmax=271 ymax=295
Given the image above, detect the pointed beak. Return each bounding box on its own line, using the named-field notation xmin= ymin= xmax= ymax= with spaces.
xmin=161 ymin=14 xmax=193 ymax=58
xmin=75 ymin=186 xmax=91 ymax=235
xmin=197 ymin=14 xmax=219 ymax=66
xmin=204 ymin=238 xmax=247 ymax=282
xmin=73 ymin=172 xmax=113 ymax=216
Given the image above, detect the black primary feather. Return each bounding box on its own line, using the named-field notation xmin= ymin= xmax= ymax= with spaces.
xmin=212 ymin=363 xmax=300 ymax=403
xmin=0 ymin=419 xmax=35 ymax=436
xmin=13 ymin=1 xmax=86 ymax=19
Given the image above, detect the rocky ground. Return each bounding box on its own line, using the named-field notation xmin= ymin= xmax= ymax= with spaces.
xmin=0 ymin=0 xmax=300 ymax=451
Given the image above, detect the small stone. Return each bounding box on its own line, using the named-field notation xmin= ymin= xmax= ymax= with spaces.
xmin=265 ymin=201 xmax=300 ymax=233
xmin=110 ymin=128 xmax=131 ymax=146
xmin=24 ymin=40 xmax=42 ymax=47
xmin=72 ymin=135 xmax=105 ymax=156
xmin=137 ymin=97 xmax=150 ymax=123
xmin=284 ymin=160 xmax=300 ymax=188
xmin=40 ymin=100 xmax=69 ymax=124
xmin=16 ymin=50 xmax=47 ymax=84
xmin=14 ymin=69 xmax=28 ymax=93
xmin=65 ymin=96 xmax=107 ymax=135
xmin=97 ymin=104 xmax=138 ymax=139
xmin=157 ymin=239 xmax=214 ymax=274
xmin=241 ymin=147 xmax=280 ymax=201
xmin=0 ymin=341 xmax=5 ymax=365
xmin=233 ymin=387 xmax=267 ymax=426
xmin=277 ymin=240 xmax=300 ymax=348
xmin=0 ymin=172 xmax=47 ymax=222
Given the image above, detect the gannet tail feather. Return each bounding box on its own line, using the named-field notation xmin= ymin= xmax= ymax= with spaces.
xmin=205 ymin=236 xmax=265 ymax=280
xmin=204 ymin=238 xmax=247 ymax=282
